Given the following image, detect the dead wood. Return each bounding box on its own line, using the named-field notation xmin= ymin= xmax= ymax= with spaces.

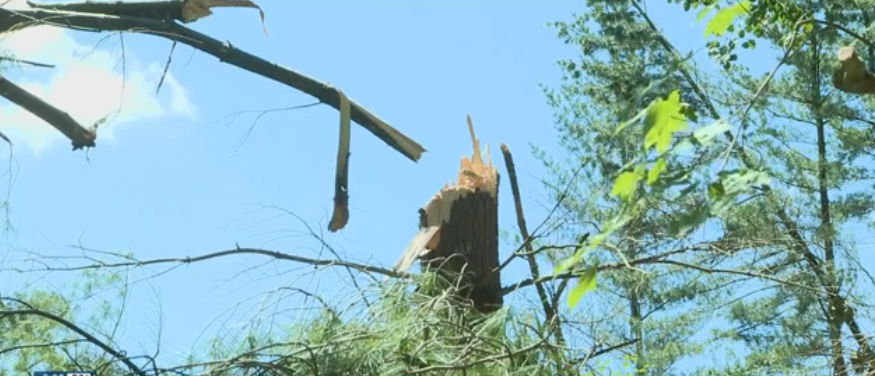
xmin=26 ymin=0 xmax=262 ymax=23
xmin=328 ymin=90 xmax=351 ymax=232
xmin=833 ymin=46 xmax=875 ymax=94
xmin=0 ymin=6 xmax=425 ymax=161
xmin=0 ymin=75 xmax=95 ymax=149
xmin=396 ymin=116 xmax=501 ymax=312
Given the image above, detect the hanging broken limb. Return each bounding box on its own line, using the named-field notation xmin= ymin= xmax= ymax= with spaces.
xmin=0 ymin=6 xmax=425 ymax=161
xmin=0 ymin=75 xmax=95 ymax=149
xmin=27 ymin=0 xmax=263 ymax=24
xmin=328 ymin=90 xmax=351 ymax=232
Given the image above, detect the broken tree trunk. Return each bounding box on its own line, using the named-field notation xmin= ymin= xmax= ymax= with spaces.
xmin=395 ymin=116 xmax=502 ymax=313
xmin=833 ymin=46 xmax=875 ymax=94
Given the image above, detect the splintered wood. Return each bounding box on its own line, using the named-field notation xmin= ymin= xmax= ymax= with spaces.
xmin=181 ymin=0 xmax=264 ymax=23
xmin=833 ymin=46 xmax=875 ymax=94
xmin=395 ymin=115 xmax=502 ymax=312
xmin=26 ymin=0 xmax=264 ymax=24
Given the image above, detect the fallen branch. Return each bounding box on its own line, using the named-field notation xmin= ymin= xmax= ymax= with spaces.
xmin=0 ymin=7 xmax=425 ymax=160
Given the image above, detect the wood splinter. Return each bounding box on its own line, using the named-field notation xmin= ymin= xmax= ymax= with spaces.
xmin=833 ymin=46 xmax=875 ymax=94
xmin=27 ymin=0 xmax=263 ymax=24
xmin=395 ymin=115 xmax=502 ymax=312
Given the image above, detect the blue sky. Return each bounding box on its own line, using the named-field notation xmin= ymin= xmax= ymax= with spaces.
xmin=4 ymin=0 xmax=853 ymax=369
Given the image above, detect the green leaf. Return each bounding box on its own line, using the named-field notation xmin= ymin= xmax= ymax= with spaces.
xmin=708 ymin=181 xmax=725 ymax=199
xmin=705 ymin=1 xmax=751 ymax=37
xmin=567 ymin=267 xmax=597 ymax=309
xmin=644 ymin=91 xmax=688 ymax=153
xmin=611 ymin=166 xmax=644 ymax=201
xmin=693 ymin=119 xmax=730 ymax=146
xmin=648 ymin=158 xmax=667 ymax=185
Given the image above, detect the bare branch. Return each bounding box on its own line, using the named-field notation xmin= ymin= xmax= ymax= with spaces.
xmin=0 ymin=7 xmax=425 ymax=161
xmin=499 ymin=143 xmax=558 ymax=337
xmin=0 ymin=75 xmax=94 ymax=149
xmin=25 ymin=246 xmax=409 ymax=279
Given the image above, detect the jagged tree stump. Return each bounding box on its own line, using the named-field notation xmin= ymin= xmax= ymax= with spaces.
xmin=395 ymin=116 xmax=502 ymax=312
xmin=833 ymin=46 xmax=875 ymax=94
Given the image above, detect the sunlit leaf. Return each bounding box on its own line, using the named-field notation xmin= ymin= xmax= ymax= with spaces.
xmin=705 ymin=1 xmax=751 ymax=37
xmin=567 ymin=267 xmax=597 ymax=309
xmin=648 ymin=158 xmax=667 ymax=185
xmin=644 ymin=90 xmax=688 ymax=153
xmin=611 ymin=166 xmax=645 ymax=201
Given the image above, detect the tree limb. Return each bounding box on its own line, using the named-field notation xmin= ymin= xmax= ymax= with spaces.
xmin=0 ymin=7 xmax=425 ymax=160
xmin=0 ymin=75 xmax=95 ymax=149
xmin=499 ymin=143 xmax=559 ymax=338
xmin=25 ymin=246 xmax=409 ymax=279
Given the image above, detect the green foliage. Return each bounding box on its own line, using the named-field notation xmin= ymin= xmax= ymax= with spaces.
xmin=611 ymin=167 xmax=645 ymax=201
xmin=703 ymin=1 xmax=751 ymax=37
xmin=544 ymin=0 xmax=875 ymax=375
xmin=1 ymin=271 xmax=129 ymax=376
xmin=186 ymin=275 xmax=570 ymax=376
xmin=643 ymin=90 xmax=688 ymax=153
xmin=567 ymin=267 xmax=597 ymax=308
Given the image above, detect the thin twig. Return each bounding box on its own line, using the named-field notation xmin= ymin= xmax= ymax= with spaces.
xmin=0 ymin=56 xmax=55 ymax=68
xmin=155 ymin=40 xmax=176 ymax=93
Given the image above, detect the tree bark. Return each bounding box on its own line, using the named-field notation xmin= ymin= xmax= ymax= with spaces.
xmin=396 ymin=116 xmax=501 ymax=312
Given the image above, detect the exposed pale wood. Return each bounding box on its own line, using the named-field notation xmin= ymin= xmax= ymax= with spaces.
xmin=328 ymin=90 xmax=351 ymax=232
xmin=394 ymin=225 xmax=440 ymax=272
xmin=27 ymin=0 xmax=261 ymax=23
xmin=396 ymin=116 xmax=501 ymax=312
xmin=833 ymin=46 xmax=875 ymax=94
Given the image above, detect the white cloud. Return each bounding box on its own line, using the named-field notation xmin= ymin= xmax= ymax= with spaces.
xmin=0 ymin=18 xmax=196 ymax=153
